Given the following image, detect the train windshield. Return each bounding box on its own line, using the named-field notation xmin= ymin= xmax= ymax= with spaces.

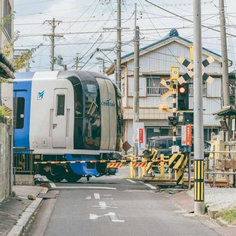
xmin=83 ymin=81 xmax=101 ymax=149
xmin=73 ymin=79 xmax=101 ymax=150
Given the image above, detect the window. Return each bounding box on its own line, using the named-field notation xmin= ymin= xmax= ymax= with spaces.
xmin=146 ymin=77 xmax=168 ymax=96
xmin=204 ymin=128 xmax=219 ymax=141
xmin=57 ymin=95 xmax=65 ymax=116
xmin=189 ymin=83 xmax=207 ymax=96
xmin=3 ymin=0 xmax=12 ymax=38
xmin=14 ymin=97 xmax=25 ymax=129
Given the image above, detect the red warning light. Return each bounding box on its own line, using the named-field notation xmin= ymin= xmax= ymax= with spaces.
xmin=179 ymin=86 xmax=186 ymax=94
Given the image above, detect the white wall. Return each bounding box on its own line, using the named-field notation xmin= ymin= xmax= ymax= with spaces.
xmin=126 ymin=41 xmax=222 ymax=75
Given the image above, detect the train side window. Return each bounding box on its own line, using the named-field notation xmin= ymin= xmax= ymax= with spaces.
xmin=57 ymin=95 xmax=65 ymax=116
xmin=14 ymin=97 xmax=25 ymax=129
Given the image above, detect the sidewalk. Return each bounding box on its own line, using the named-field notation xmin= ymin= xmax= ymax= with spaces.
xmin=169 ymin=188 xmax=236 ymax=236
xmin=0 ymin=185 xmax=47 ymax=236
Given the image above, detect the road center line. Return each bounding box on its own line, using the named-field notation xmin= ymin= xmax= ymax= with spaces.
xmin=144 ymin=183 xmax=157 ymax=190
xmin=126 ymin=179 xmax=136 ymax=184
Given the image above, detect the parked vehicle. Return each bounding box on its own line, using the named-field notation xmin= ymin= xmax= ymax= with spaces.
xmin=147 ymin=136 xmax=210 ymax=157
xmin=148 ymin=136 xmax=184 ymax=156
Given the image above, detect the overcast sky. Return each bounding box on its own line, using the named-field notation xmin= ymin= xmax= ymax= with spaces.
xmin=14 ymin=0 xmax=236 ymax=73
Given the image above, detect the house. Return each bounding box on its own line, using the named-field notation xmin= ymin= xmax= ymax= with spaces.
xmin=107 ymin=29 xmax=233 ymax=148
xmin=0 ymin=0 xmax=14 ymax=202
xmin=0 ymin=0 xmax=14 ymax=108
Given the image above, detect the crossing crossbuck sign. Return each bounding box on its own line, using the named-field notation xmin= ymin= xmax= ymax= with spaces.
xmin=177 ymin=55 xmax=215 ymax=85
xmin=160 ymin=66 xmax=180 ymax=101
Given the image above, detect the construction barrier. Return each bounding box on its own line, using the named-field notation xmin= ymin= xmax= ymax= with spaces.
xmin=107 ymin=163 xmax=122 ymax=168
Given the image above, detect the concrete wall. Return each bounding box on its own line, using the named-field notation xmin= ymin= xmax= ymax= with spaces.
xmin=0 ymin=122 xmax=12 ymax=202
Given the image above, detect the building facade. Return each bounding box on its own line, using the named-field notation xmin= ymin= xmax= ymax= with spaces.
xmin=0 ymin=0 xmax=14 ymax=202
xmin=107 ymin=29 xmax=232 ymax=149
xmin=0 ymin=0 xmax=14 ymax=109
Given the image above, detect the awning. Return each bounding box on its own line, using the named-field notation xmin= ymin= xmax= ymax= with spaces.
xmin=213 ymin=105 xmax=236 ymax=116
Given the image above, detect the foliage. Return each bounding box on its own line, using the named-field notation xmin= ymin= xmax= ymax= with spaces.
xmin=1 ymin=13 xmax=42 ymax=76
xmin=0 ymin=105 xmax=12 ymax=123
xmin=217 ymin=207 xmax=236 ymax=224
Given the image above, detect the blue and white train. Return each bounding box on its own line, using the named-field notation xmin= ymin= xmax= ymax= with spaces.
xmin=13 ymin=71 xmax=123 ymax=182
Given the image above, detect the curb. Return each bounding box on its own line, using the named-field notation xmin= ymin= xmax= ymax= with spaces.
xmin=7 ymin=187 xmax=48 ymax=236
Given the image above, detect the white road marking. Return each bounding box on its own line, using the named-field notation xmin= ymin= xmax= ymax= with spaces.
xmin=89 ymin=212 xmax=124 ymax=223
xmin=108 ymin=212 xmax=125 ymax=223
xmin=144 ymin=183 xmax=157 ymax=190
xmin=94 ymin=193 xmax=100 ymax=200
xmin=49 ymin=183 xmax=56 ymax=188
xmin=93 ymin=201 xmax=117 ymax=209
xmin=126 ymin=179 xmax=136 ymax=184
xmin=53 ymin=186 xmax=116 ymax=190
xmin=85 ymin=196 xmax=92 ymax=200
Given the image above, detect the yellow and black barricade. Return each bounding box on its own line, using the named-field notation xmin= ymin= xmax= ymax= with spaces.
xmin=169 ymin=153 xmax=188 ymax=185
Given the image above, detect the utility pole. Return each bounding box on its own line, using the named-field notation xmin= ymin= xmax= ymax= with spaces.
xmin=75 ymin=53 xmax=80 ymax=70
xmin=219 ymin=0 xmax=231 ymax=140
xmin=133 ymin=3 xmax=140 ymax=157
xmin=219 ymin=0 xmax=230 ymax=107
xmin=116 ymin=0 xmax=122 ymax=90
xmin=44 ymin=18 xmax=63 ymax=71
xmin=193 ymin=0 xmax=205 ymax=215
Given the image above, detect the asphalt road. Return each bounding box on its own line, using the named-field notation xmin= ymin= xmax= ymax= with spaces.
xmin=28 ymin=168 xmax=218 ymax=236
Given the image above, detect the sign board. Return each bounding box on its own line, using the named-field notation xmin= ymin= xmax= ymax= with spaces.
xmin=171 ymin=145 xmax=180 ymax=154
xmin=122 ymin=141 xmax=131 ymax=152
xmin=181 ymin=125 xmax=192 ymax=146
xmin=170 ymin=67 xmax=179 ymax=80
xmin=139 ymin=128 xmax=144 ymax=143
xmin=133 ymin=122 xmax=144 ymax=144
xmin=133 ymin=122 xmax=145 ymax=155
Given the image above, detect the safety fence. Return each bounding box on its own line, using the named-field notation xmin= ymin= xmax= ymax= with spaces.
xmin=204 ymin=150 xmax=236 ymax=187
xmin=13 ymin=149 xmax=236 ymax=187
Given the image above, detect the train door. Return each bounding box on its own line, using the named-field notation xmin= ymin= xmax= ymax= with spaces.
xmin=52 ymin=89 xmax=68 ymax=148
xmin=97 ymin=78 xmax=117 ymax=150
xmin=13 ymin=89 xmax=31 ymax=149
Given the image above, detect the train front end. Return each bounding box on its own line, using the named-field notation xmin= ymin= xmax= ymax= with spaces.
xmin=60 ymin=71 xmax=123 ymax=180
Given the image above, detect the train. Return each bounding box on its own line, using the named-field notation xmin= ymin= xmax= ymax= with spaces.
xmin=13 ymin=71 xmax=123 ymax=182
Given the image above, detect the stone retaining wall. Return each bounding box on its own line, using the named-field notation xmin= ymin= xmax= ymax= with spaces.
xmin=0 ymin=122 xmax=12 ymax=202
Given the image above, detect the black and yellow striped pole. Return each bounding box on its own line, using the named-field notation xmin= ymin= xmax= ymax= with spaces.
xmin=170 ymin=67 xmax=179 ymax=180
xmin=194 ymin=160 xmax=204 ymax=202
xmin=170 ymin=67 xmax=179 ymax=151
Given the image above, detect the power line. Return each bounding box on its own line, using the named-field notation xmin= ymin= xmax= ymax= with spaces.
xmin=144 ymin=0 xmax=236 ymax=38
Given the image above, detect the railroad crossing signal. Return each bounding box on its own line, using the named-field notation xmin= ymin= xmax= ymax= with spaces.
xmin=177 ymin=83 xmax=189 ymax=110
xmin=168 ymin=116 xmax=178 ymax=126
xmin=177 ymin=56 xmax=215 ymax=84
